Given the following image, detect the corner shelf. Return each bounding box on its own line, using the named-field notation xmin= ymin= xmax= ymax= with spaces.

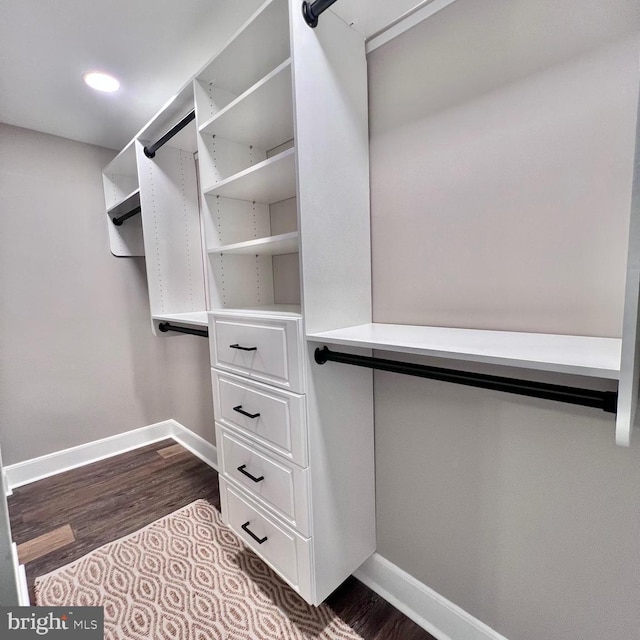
xmin=307 ymin=323 xmax=622 ymax=380
xmin=209 ymin=231 xmax=298 ymax=256
xmin=203 ymin=148 xmax=296 ymax=204
xmin=199 ymin=60 xmax=294 ymax=150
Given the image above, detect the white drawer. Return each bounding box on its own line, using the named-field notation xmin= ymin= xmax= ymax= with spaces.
xmin=220 ymin=478 xmax=313 ymax=602
xmin=209 ymin=314 xmax=304 ymax=392
xmin=212 ymin=370 xmax=308 ymax=467
xmin=217 ymin=425 xmax=310 ymax=536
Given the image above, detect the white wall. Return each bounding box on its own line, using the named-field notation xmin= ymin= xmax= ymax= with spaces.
xmin=368 ymin=1 xmax=640 ymax=639
xmin=0 ymin=124 xmax=214 ymax=465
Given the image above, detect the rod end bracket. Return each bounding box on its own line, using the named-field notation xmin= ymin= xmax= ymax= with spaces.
xmin=143 ymin=146 xmax=155 ymax=159
xmin=158 ymin=322 xmax=170 ymax=333
xmin=302 ymin=1 xmax=318 ymax=28
xmin=314 ymin=346 xmax=329 ymax=365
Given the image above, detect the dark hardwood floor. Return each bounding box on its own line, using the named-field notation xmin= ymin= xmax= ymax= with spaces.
xmin=8 ymin=440 xmax=435 ymax=640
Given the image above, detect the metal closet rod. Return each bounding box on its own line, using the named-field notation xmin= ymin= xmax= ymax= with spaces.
xmin=314 ymin=346 xmax=618 ymax=414
xmin=158 ymin=322 xmax=208 ymax=338
xmin=302 ymin=0 xmax=339 ymax=28
xmin=143 ymin=109 xmax=196 ymax=158
xmin=112 ymin=206 xmax=141 ymax=226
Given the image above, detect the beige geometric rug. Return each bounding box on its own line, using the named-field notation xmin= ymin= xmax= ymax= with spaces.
xmin=35 ymin=499 xmax=362 ymax=640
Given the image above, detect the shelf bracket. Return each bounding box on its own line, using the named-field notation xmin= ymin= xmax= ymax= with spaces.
xmin=143 ymin=110 xmax=196 ymax=158
xmin=302 ymin=0 xmax=339 ymax=28
xmin=158 ymin=322 xmax=208 ymax=338
xmin=314 ymin=346 xmax=618 ymax=414
xmin=112 ymin=205 xmax=141 ymax=226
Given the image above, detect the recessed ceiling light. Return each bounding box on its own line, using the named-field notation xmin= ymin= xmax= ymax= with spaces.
xmin=83 ymin=71 xmax=120 ymax=93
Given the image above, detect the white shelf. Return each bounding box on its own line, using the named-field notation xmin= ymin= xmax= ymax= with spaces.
xmin=203 ymin=148 xmax=296 ymax=204
xmin=210 ymin=304 xmax=302 ymax=318
xmin=209 ymin=232 xmax=298 ymax=256
xmin=307 ymin=323 xmax=622 ymax=379
xmin=199 ymin=60 xmax=294 ymax=150
xmin=152 ymin=312 xmax=209 ymax=327
xmin=107 ymin=188 xmax=140 ymax=216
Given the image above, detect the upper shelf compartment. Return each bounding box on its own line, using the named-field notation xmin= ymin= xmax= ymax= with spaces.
xmin=307 ymin=323 xmax=622 ymax=380
xmin=199 ymin=59 xmax=294 ymax=150
xmin=102 ymin=142 xmax=138 ymax=211
xmin=195 ymin=0 xmax=290 ymax=97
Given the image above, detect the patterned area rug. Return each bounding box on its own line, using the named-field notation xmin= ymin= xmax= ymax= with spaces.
xmin=35 ymin=500 xmax=362 ymax=640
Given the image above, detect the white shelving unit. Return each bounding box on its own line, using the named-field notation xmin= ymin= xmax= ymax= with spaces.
xmin=134 ymin=86 xmax=207 ymax=334
xmin=195 ymin=0 xmax=299 ymax=313
xmin=101 ymin=86 xmax=207 ymax=331
xmin=99 ymin=0 xmax=640 ymax=612
xmin=195 ymin=0 xmax=375 ymax=606
xmin=102 ymin=143 xmax=144 ymax=257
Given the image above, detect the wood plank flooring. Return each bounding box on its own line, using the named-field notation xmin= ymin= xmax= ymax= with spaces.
xmin=8 ymin=440 xmax=436 ymax=640
xmin=17 ymin=524 xmax=75 ymax=564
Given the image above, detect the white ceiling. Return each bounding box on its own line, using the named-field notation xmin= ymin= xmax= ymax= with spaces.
xmin=0 ymin=0 xmax=422 ymax=151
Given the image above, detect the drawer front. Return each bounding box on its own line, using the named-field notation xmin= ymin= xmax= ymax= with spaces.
xmin=218 ymin=425 xmax=310 ymax=536
xmin=212 ymin=370 xmax=308 ymax=467
xmin=220 ymin=478 xmax=313 ymax=601
xmin=210 ymin=314 xmax=304 ymax=392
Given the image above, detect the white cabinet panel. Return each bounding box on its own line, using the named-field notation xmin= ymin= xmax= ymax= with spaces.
xmin=217 ymin=425 xmax=310 ymax=535
xmin=220 ymin=478 xmax=313 ymax=602
xmin=210 ymin=313 xmax=304 ymax=392
xmin=212 ymin=370 xmax=307 ymax=466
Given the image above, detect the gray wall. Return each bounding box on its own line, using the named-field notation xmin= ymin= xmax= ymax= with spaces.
xmin=368 ymin=1 xmax=640 ymax=639
xmin=0 ymin=124 xmax=214 ymax=466
xmin=370 ymin=0 xmax=639 ymax=336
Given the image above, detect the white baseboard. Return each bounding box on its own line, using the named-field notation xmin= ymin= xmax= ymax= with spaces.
xmin=354 ymin=553 xmax=508 ymax=640
xmin=4 ymin=420 xmax=217 ymax=491
xmin=11 ymin=543 xmax=29 ymax=606
xmin=2 ymin=469 xmax=12 ymax=497
xmin=169 ymin=420 xmax=218 ymax=470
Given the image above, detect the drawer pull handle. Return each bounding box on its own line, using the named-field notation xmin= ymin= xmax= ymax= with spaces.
xmin=237 ymin=464 xmax=264 ymax=483
xmin=233 ymin=405 xmax=261 ymax=419
xmin=242 ymin=521 xmax=267 ymax=544
xmin=230 ymin=344 xmax=257 ymax=351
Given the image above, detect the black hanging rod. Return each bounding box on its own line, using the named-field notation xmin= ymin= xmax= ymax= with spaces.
xmin=302 ymin=0 xmax=339 ymax=28
xmin=314 ymin=346 xmax=618 ymax=414
xmin=144 ymin=110 xmax=196 ymax=158
xmin=158 ymin=322 xmax=208 ymax=338
xmin=112 ymin=205 xmax=141 ymax=226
